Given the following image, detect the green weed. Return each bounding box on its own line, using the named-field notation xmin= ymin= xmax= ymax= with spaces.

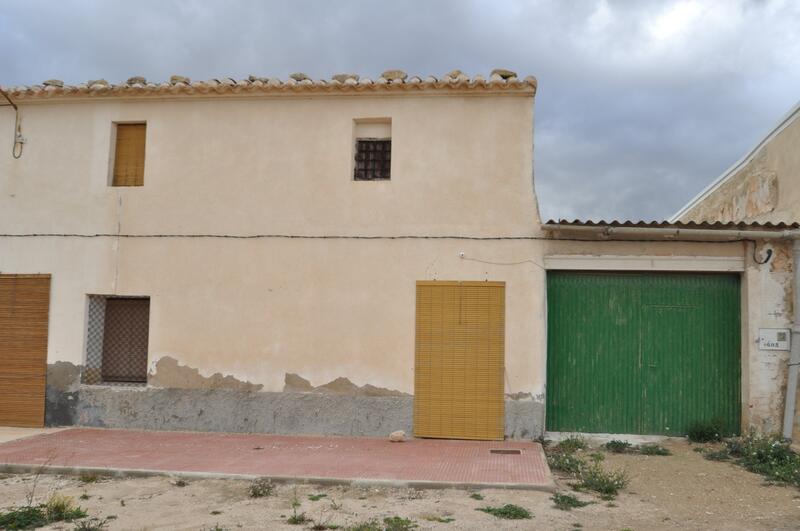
xmin=45 ymin=494 xmax=87 ymax=522
xmin=468 ymin=492 xmax=484 ymax=500
xmin=287 ymin=512 xmax=309 ymax=525
xmin=382 ymin=516 xmax=418 ymax=530
xmin=286 ymin=487 xmax=308 ymax=525
xmin=574 ymin=462 xmax=629 ymax=499
xmin=476 ymin=504 xmax=532 ymax=519
xmin=556 ymin=436 xmax=588 ymax=453
xmin=687 ymin=419 xmax=724 ymax=443
xmin=703 ymin=448 xmax=731 ymax=461
xmin=0 ymin=505 xmax=48 ymax=529
xmin=726 ymin=432 xmax=800 ymax=487
xmin=421 ymin=514 xmax=455 ymax=523
xmin=551 ymin=492 xmax=591 ymax=511
xmin=638 ymin=444 xmax=671 ymax=456
xmin=73 ymin=517 xmax=110 ymax=530
xmin=547 ymin=451 xmax=587 ymax=474
xmin=345 ymin=521 xmax=381 ymax=531
xmin=247 ymin=477 xmax=274 ymax=498
xmin=0 ymin=493 xmax=88 ymax=530
xmin=603 ymin=440 xmax=632 ymax=453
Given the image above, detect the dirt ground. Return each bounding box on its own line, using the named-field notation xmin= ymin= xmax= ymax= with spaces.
xmin=0 ymin=439 xmax=798 ymax=530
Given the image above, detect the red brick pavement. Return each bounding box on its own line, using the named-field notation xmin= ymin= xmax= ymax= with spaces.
xmin=0 ymin=428 xmax=553 ymax=490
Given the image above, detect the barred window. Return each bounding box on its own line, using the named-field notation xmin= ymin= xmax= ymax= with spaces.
xmin=354 ymin=139 xmax=391 ymax=181
xmin=100 ymin=298 xmax=150 ymax=383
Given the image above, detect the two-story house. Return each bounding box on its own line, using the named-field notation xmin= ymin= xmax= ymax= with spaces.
xmin=1 ymin=70 xmax=797 ymax=441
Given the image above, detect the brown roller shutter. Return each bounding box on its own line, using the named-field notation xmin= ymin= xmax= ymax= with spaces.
xmin=112 ymin=123 xmax=146 ymax=186
xmin=414 ymin=281 xmax=505 ymax=440
xmin=101 ymin=298 xmax=150 ymax=383
xmin=0 ymin=275 xmax=50 ymax=427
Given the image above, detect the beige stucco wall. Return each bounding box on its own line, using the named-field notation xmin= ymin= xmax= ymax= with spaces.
xmin=0 ymin=236 xmax=544 ymax=395
xmin=680 ymin=112 xmax=800 ymax=224
xmin=0 ymin=94 xmax=539 ymax=236
xmin=0 ymin=92 xmax=541 ymax=395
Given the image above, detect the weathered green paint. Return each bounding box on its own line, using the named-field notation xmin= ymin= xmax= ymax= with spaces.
xmin=546 ymin=272 xmax=740 ymax=436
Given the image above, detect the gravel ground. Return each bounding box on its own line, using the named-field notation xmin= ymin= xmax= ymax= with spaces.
xmin=0 ymin=439 xmax=798 ymax=530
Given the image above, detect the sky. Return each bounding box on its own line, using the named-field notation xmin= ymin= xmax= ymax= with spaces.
xmin=1 ymin=0 xmax=798 ymax=221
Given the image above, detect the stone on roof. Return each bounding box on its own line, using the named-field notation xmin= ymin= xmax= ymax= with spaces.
xmin=381 ymin=69 xmax=407 ymax=81
xmin=3 ymin=70 xmax=537 ymax=101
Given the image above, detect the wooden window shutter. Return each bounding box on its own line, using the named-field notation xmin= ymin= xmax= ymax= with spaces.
xmin=0 ymin=275 xmax=50 ymax=427
xmin=414 ymin=281 xmax=505 ymax=440
xmin=112 ymin=123 xmax=146 ymax=186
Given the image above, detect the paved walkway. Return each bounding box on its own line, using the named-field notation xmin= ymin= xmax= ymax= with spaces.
xmin=0 ymin=427 xmax=67 ymax=444
xmin=0 ymin=428 xmax=553 ymax=490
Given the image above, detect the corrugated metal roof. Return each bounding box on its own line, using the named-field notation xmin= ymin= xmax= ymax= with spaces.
xmin=544 ymin=219 xmax=800 ymax=230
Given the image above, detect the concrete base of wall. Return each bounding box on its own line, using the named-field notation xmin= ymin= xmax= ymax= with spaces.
xmin=47 ymin=386 xmax=544 ymax=439
xmin=76 ymin=387 xmax=414 ymax=437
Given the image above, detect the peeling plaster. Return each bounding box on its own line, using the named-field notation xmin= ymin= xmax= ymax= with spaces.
xmin=769 ymin=242 xmax=794 ymax=274
xmin=45 ymin=361 xmax=82 ymax=426
xmin=47 ymin=361 xmax=81 ymax=392
xmin=149 ymin=356 xmax=263 ymax=392
xmin=283 ymin=373 xmax=410 ymax=397
xmin=685 ymin=150 xmax=779 ymax=223
xmin=506 ymin=392 xmax=534 ymax=401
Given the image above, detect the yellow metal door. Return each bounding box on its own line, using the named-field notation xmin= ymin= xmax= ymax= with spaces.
xmin=414 ymin=281 xmax=505 ymax=440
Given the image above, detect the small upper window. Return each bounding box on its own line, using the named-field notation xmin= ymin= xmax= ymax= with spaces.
xmin=354 ymin=139 xmax=391 ymax=181
xmin=353 ymin=119 xmax=391 ymax=181
xmin=112 ymin=123 xmax=146 ymax=186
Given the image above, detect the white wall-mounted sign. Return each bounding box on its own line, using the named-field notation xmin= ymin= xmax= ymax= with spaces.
xmin=759 ymin=328 xmax=791 ymax=351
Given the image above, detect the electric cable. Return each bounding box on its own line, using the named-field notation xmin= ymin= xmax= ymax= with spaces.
xmin=0 ymin=88 xmax=23 ymax=159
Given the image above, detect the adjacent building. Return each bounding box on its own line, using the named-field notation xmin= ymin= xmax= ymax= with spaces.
xmin=672 ymin=100 xmax=800 ymax=442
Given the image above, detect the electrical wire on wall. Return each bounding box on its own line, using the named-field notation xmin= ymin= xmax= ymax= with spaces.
xmin=459 ymin=252 xmax=546 ymax=270
xmin=0 ymin=88 xmax=24 ymax=159
xmin=753 ymin=242 xmax=773 ymax=265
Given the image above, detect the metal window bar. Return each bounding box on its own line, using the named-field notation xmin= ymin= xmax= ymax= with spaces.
xmin=354 ymin=139 xmax=391 ymax=180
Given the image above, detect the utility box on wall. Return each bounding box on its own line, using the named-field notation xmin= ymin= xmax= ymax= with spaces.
xmin=758 ymin=328 xmax=791 ymax=351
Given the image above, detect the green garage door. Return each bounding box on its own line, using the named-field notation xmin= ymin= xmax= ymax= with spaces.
xmin=546 ymin=272 xmax=741 ymax=436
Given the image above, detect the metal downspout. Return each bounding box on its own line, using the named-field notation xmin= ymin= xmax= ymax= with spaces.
xmin=782 ymin=238 xmax=800 ymax=440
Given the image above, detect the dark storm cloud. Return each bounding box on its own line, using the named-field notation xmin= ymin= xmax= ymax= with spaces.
xmin=1 ymin=0 xmax=798 ymax=220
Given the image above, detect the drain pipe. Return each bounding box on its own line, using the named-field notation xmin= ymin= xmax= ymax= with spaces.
xmin=783 ymin=238 xmax=800 ymax=440
xmin=543 ymin=224 xmax=800 ymax=241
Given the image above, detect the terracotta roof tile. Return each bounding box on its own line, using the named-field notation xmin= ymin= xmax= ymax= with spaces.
xmin=2 ymin=70 xmax=537 ymax=101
